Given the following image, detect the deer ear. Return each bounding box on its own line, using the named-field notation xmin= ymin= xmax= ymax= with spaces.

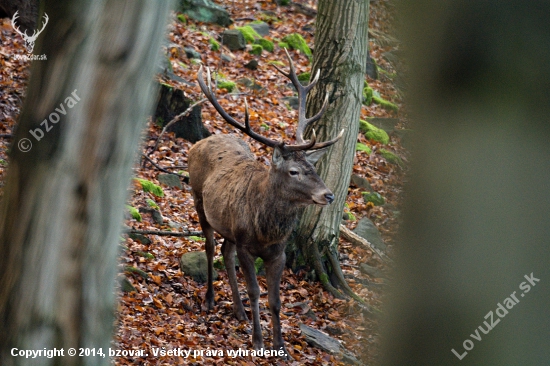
xmin=272 ymin=146 xmax=284 ymax=167
xmin=305 ymin=148 xmax=328 ymax=165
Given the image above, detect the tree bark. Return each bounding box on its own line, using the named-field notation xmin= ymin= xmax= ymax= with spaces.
xmin=0 ymin=1 xmax=173 ymax=365
xmin=287 ymin=0 xmax=369 ymax=299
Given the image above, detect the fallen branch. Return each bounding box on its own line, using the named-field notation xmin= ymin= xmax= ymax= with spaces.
xmin=141 ymin=154 xmax=189 ymax=183
xmin=127 ymin=228 xmax=203 ymax=237
xmin=339 ymin=224 xmax=392 ymax=263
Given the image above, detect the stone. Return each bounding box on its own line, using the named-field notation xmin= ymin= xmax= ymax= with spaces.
xmin=250 ymin=21 xmax=270 ymax=36
xmin=184 ymin=47 xmax=201 ymax=60
xmin=158 ymin=173 xmax=183 ymax=189
xmin=359 ymin=119 xmax=390 ymax=144
xmin=353 ymin=217 xmax=387 ymax=252
xmin=128 ymin=232 xmax=152 ymax=245
xmin=179 ymin=252 xmax=218 ymax=283
xmin=350 ymin=174 xmax=373 ymax=191
xmin=362 ymin=191 xmax=385 ymax=206
xmin=244 ymin=60 xmax=258 ymax=70
xmin=281 ymin=96 xmax=299 ymax=110
xmin=180 ymin=0 xmax=233 ymax=27
xmin=221 ymin=29 xmax=246 ymax=51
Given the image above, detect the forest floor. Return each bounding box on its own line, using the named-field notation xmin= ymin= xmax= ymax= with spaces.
xmin=0 ymin=0 xmax=406 ymax=365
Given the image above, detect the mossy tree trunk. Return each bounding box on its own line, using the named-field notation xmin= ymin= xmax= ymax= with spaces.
xmin=0 ymin=1 xmax=172 ymax=364
xmin=286 ymin=0 xmax=369 ymax=299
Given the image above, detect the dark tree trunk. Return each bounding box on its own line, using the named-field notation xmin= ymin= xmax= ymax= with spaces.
xmin=0 ymin=1 xmax=173 ymax=365
xmin=287 ymin=0 xmax=369 ymax=299
xmin=0 ymin=0 xmax=38 ymax=32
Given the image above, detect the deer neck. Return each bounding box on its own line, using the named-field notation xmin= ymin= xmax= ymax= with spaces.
xmin=249 ymin=170 xmax=299 ymax=245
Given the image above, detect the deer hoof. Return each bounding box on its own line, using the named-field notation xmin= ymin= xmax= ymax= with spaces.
xmin=203 ymin=297 xmax=215 ymax=311
xmin=252 ymin=340 xmax=265 ymax=351
xmin=234 ymin=306 xmax=248 ymax=321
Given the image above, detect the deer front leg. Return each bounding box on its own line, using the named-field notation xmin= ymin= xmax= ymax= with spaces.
xmin=265 ymin=251 xmax=289 ymax=358
xmin=221 ymin=239 xmax=247 ymax=321
xmin=236 ymin=247 xmax=264 ymax=350
xmin=203 ymin=226 xmax=216 ymax=311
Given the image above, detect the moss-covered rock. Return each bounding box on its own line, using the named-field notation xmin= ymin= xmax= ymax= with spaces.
xmin=249 ymin=44 xmax=263 ymax=55
xmin=359 ymin=119 xmax=390 ymax=144
xmin=362 ymin=192 xmax=385 ymax=206
xmin=255 ymin=38 xmax=274 ymax=52
xmin=282 ymin=33 xmax=312 ymax=57
xmin=356 ymin=142 xmax=372 ymax=154
xmin=373 ymin=95 xmax=398 ymax=113
xmin=379 ymin=148 xmax=404 ymax=167
xmin=278 ymin=41 xmax=289 ymax=49
xmin=179 ymin=252 xmax=217 ymax=283
xmin=180 ymin=0 xmax=233 ymax=27
xmin=237 ymin=25 xmax=261 ymax=43
xmin=249 ymin=21 xmax=270 ymax=36
xmin=222 ymin=29 xmax=246 ymax=50
xmin=363 ymin=86 xmax=374 ymax=105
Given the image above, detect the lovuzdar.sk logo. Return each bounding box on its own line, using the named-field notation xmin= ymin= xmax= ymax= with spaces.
xmin=11 ymin=10 xmax=48 ymax=54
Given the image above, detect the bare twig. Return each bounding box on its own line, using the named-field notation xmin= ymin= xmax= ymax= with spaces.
xmin=127 ymin=228 xmax=203 ymax=237
xmin=339 ymin=224 xmax=392 ymax=263
xmin=141 ymin=154 xmax=189 ymax=183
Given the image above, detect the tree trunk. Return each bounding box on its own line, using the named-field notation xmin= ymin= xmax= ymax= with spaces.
xmin=381 ymin=1 xmax=550 ymax=364
xmin=287 ymin=0 xmax=369 ymax=299
xmin=0 ymin=1 xmax=173 ymax=365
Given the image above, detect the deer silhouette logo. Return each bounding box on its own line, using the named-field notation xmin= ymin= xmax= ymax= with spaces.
xmin=11 ymin=11 xmax=49 ymax=53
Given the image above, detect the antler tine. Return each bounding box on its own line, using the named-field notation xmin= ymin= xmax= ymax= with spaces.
xmin=11 ymin=11 xmax=24 ymax=35
xmin=310 ymin=129 xmax=345 ymax=150
xmin=197 ymin=66 xmax=280 ymax=148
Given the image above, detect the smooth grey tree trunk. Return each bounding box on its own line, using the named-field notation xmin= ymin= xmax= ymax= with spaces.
xmin=381 ymin=1 xmax=550 ymax=364
xmin=289 ymin=0 xmax=369 ymax=299
xmin=0 ymin=1 xmax=173 ymax=365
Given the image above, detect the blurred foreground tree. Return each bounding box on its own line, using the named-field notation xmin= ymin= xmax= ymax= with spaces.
xmin=0 ymin=1 xmax=173 ymax=365
xmin=381 ymin=1 xmax=550 ymax=364
xmin=287 ymin=0 xmax=369 ymax=299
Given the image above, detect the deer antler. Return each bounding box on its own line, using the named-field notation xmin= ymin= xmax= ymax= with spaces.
xmin=271 ymin=48 xmax=344 ymax=151
xmin=197 ymin=66 xmax=282 ymax=149
xmin=198 ymin=50 xmax=344 ymax=152
xmin=11 ymin=11 xmax=24 ymax=37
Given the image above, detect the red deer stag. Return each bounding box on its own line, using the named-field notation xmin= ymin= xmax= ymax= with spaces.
xmin=188 ymin=49 xmax=343 ymax=356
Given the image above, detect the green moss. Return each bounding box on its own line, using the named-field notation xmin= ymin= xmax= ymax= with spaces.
xmin=379 ymin=148 xmax=404 ymax=167
xmin=297 ymin=72 xmax=310 ymax=84
xmin=373 ymin=95 xmax=398 ymax=113
xmin=249 ymin=44 xmax=263 ymax=55
xmin=177 ymin=14 xmax=186 ymax=23
xmin=363 ymin=86 xmax=373 ymax=105
xmin=362 ymin=192 xmax=385 ymax=206
xmin=359 ymin=119 xmax=390 ymax=144
xmin=126 ymin=205 xmax=142 ymax=222
xmin=125 ymin=266 xmax=148 ymax=279
xmin=254 ymin=258 xmax=264 ymax=274
xmin=146 ymin=198 xmax=159 ymax=210
xmin=136 ymin=251 xmax=155 ymax=260
xmin=217 ymin=80 xmax=236 ymax=92
xmin=258 ymin=13 xmax=280 ymax=24
xmin=135 ymin=178 xmax=164 ymax=197
xmin=279 ymin=0 xmax=290 ymax=5
xmin=188 ymin=235 xmax=206 ymax=242
xmin=255 ymin=38 xmax=274 ymax=52
xmin=282 ymin=33 xmax=312 ymax=57
xmin=278 ymin=41 xmax=289 ymax=49
xmin=237 ymin=25 xmax=261 ymax=43
xmin=213 ymin=256 xmax=225 ymax=270
xmin=319 ymin=272 xmax=330 ymax=285
xmin=268 ymin=60 xmax=285 ymax=67
xmin=356 ymin=142 xmax=372 ymax=154
xmin=209 ymin=37 xmax=220 ymax=51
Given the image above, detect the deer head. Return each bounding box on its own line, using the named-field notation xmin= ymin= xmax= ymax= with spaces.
xmin=11 ymin=11 xmax=49 ymax=53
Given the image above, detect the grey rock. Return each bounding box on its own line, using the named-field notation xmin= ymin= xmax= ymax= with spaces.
xmin=350 ymin=174 xmax=373 ymax=191
xmin=221 ymin=53 xmax=233 ymax=63
xmin=222 ymin=29 xmax=246 ymax=51
xmin=353 ymin=217 xmax=386 ymax=252
xmin=184 ymin=47 xmax=201 ymax=60
xmin=180 ymin=251 xmax=218 ymax=283
xmin=128 ymin=232 xmax=151 ymax=245
xmin=250 ymin=21 xmax=270 ymax=36
xmin=281 ymin=96 xmax=299 ymax=110
xmin=158 ymin=173 xmax=183 ymax=189
xmin=180 ymin=0 xmax=233 ymax=27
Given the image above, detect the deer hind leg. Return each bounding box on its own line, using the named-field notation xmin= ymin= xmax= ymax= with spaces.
xmin=236 ymin=247 xmax=264 ymax=350
xmin=265 ymin=251 xmax=288 ymax=358
xmin=221 ymin=239 xmax=247 ymax=321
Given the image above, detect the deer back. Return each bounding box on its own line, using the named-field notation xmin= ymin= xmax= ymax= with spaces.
xmin=188 ymin=134 xmax=333 ymax=247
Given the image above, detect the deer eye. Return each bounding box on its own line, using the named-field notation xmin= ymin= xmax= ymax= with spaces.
xmin=289 ymin=169 xmax=299 ymax=176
